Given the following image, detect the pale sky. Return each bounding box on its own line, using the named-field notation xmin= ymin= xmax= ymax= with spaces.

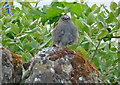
xmin=37 ymin=0 xmax=120 ymax=8
xmin=14 ymin=0 xmax=120 ymax=9
xmin=38 ymin=0 xmax=120 ymax=3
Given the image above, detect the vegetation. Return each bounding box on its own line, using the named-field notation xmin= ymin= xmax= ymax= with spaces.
xmin=0 ymin=1 xmax=119 ymax=83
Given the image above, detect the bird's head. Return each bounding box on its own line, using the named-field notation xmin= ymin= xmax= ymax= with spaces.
xmin=60 ymin=15 xmax=71 ymax=21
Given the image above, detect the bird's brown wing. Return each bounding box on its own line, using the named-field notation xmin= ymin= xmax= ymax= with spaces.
xmin=52 ymin=22 xmax=59 ymax=47
xmin=54 ymin=22 xmax=59 ymax=29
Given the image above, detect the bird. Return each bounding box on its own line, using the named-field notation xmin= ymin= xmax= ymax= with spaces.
xmin=52 ymin=15 xmax=78 ymax=47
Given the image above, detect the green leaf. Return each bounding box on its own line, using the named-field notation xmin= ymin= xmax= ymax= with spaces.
xmin=97 ymin=22 xmax=104 ymax=29
xmin=97 ymin=14 xmax=106 ymax=26
xmin=106 ymin=33 xmax=113 ymax=40
xmin=112 ymin=25 xmax=118 ymax=31
xmin=17 ymin=34 xmax=28 ymax=39
xmin=81 ymin=13 xmax=87 ymax=20
xmin=16 ymin=7 xmax=21 ymax=12
xmin=110 ymin=2 xmax=117 ymax=11
xmin=2 ymin=16 xmax=12 ymax=25
xmin=103 ymin=5 xmax=109 ymax=13
xmin=100 ymin=11 xmax=106 ymax=18
xmin=93 ymin=57 xmax=99 ymax=67
xmin=91 ymin=4 xmax=97 ymax=11
xmin=11 ymin=45 xmax=20 ymax=53
xmin=98 ymin=30 xmax=108 ymax=39
xmin=25 ymin=27 xmax=38 ymax=34
xmin=82 ymin=25 xmax=89 ymax=34
xmin=69 ymin=3 xmax=82 ymax=16
xmin=63 ymin=2 xmax=82 ymax=16
xmin=87 ymin=13 xmax=95 ymax=25
xmin=50 ymin=2 xmax=64 ymax=8
xmin=79 ymin=17 xmax=87 ymax=26
xmin=16 ymin=44 xmax=23 ymax=51
xmin=38 ymin=37 xmax=52 ymax=49
xmin=78 ymin=35 xmax=84 ymax=43
xmin=22 ymin=3 xmax=31 ymax=14
xmin=0 ymin=20 xmax=2 ymax=30
xmin=75 ymin=19 xmax=84 ymax=31
xmin=29 ymin=41 xmax=38 ymax=49
xmin=22 ymin=53 xmax=30 ymax=63
xmin=46 ymin=7 xmax=63 ymax=18
xmin=81 ymin=41 xmax=89 ymax=50
xmin=98 ymin=43 xmax=107 ymax=49
xmin=85 ymin=7 xmax=91 ymax=16
xmin=105 ymin=12 xmax=115 ymax=23
xmin=31 ymin=31 xmax=41 ymax=38
xmin=5 ymin=28 xmax=11 ymax=33
xmin=71 ymin=15 xmax=77 ymax=23
xmin=28 ymin=8 xmax=45 ymax=18
xmin=11 ymin=23 xmax=19 ymax=34
xmin=26 ymin=52 xmax=32 ymax=60
xmin=115 ymin=8 xmax=120 ymax=17
xmin=84 ymin=31 xmax=95 ymax=45
xmin=94 ymin=7 xmax=100 ymax=13
xmin=22 ymin=38 xmax=29 ymax=46
xmin=42 ymin=5 xmax=50 ymax=13
xmin=21 ymin=16 xmax=30 ymax=27
xmin=76 ymin=46 xmax=87 ymax=57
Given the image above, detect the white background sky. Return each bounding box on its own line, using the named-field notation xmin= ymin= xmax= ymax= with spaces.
xmin=14 ymin=0 xmax=120 ymax=9
xmin=38 ymin=0 xmax=119 ymax=7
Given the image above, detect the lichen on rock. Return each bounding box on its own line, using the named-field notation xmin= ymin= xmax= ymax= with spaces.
xmin=23 ymin=47 xmax=102 ymax=83
xmin=1 ymin=47 xmax=22 ymax=83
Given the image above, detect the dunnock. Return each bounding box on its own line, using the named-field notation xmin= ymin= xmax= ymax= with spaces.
xmin=52 ymin=15 xmax=78 ymax=47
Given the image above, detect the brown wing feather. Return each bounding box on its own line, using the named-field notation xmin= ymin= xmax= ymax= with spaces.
xmin=54 ymin=22 xmax=59 ymax=29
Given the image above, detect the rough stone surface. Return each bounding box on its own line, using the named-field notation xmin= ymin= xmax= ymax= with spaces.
xmin=1 ymin=46 xmax=102 ymax=84
xmin=1 ymin=47 xmax=22 ymax=83
xmin=23 ymin=47 xmax=102 ymax=84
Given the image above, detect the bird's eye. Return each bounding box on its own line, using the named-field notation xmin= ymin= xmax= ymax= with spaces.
xmin=62 ymin=17 xmax=65 ymax=19
xmin=61 ymin=16 xmax=70 ymax=20
xmin=67 ymin=17 xmax=70 ymax=20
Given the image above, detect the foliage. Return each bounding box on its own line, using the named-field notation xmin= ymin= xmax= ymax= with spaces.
xmin=0 ymin=1 xmax=119 ymax=83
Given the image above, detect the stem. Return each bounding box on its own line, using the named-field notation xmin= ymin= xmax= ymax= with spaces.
xmin=87 ymin=25 xmax=92 ymax=61
xmin=19 ymin=2 xmax=32 ymax=9
xmin=14 ymin=27 xmax=26 ymax=41
xmin=89 ymin=25 xmax=92 ymax=50
xmin=35 ymin=2 xmax=39 ymax=7
xmin=118 ymin=28 xmax=120 ymax=78
xmin=90 ymin=38 xmax=102 ymax=63
xmin=90 ymin=28 xmax=107 ymax=63
xmin=104 ymin=36 xmax=120 ymax=38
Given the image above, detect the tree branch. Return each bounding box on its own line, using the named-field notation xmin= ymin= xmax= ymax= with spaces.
xmin=90 ymin=28 xmax=107 ymax=63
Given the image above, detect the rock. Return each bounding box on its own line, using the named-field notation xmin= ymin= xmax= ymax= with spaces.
xmin=23 ymin=47 xmax=102 ymax=84
xmin=1 ymin=47 xmax=22 ymax=83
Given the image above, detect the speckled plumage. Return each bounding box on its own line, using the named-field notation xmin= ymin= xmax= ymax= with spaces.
xmin=52 ymin=16 xmax=78 ymax=47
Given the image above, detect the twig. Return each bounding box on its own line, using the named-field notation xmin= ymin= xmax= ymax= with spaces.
xmin=87 ymin=25 xmax=92 ymax=61
xmin=104 ymin=36 xmax=120 ymax=38
xmin=19 ymin=2 xmax=32 ymax=9
xmin=14 ymin=27 xmax=26 ymax=41
xmin=90 ymin=28 xmax=107 ymax=63
xmin=35 ymin=2 xmax=39 ymax=7
xmin=90 ymin=38 xmax=102 ymax=63
xmin=89 ymin=25 xmax=92 ymax=50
